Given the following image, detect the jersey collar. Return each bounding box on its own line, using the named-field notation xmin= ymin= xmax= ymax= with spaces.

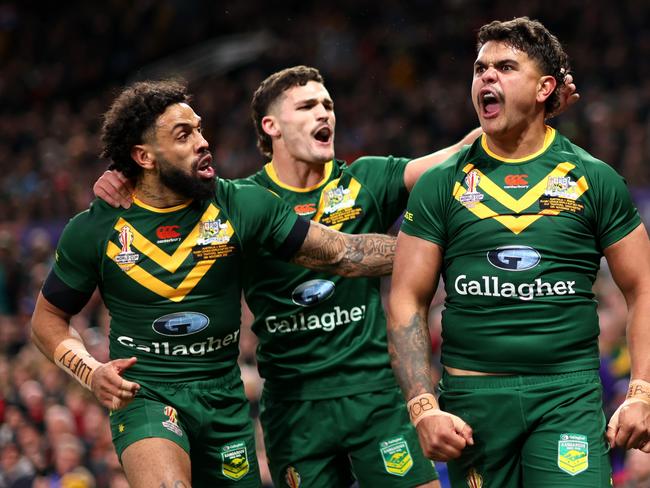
xmin=264 ymin=160 xmax=333 ymax=193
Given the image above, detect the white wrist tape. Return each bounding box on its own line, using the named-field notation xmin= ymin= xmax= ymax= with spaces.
xmin=53 ymin=338 xmax=101 ymax=390
xmin=407 ymin=393 xmax=441 ymax=427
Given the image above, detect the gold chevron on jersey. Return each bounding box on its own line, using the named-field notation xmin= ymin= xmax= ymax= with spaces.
xmin=105 ymin=203 xmax=227 ymax=302
xmin=313 ymin=177 xmax=363 ymax=230
xmin=454 ymin=163 xmax=589 ymax=234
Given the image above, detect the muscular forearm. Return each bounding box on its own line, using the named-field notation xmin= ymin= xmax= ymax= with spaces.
xmin=387 ymin=311 xmax=437 ymax=401
xmin=31 ymin=293 xmax=100 ymax=390
xmin=292 ymin=223 xmax=395 ymax=277
xmin=627 ymin=290 xmax=650 ymax=381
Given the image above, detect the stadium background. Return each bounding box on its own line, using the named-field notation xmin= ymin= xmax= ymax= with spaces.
xmin=0 ymin=1 xmax=649 ymax=486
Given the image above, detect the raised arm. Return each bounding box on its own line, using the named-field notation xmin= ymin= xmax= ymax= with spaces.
xmin=386 ymin=231 xmax=473 ymax=461
xmin=604 ymin=224 xmax=650 ymax=452
xmin=31 ymin=288 xmax=140 ymax=410
xmin=290 ymin=221 xmax=395 ymax=277
xmin=403 ymin=127 xmax=482 ymax=191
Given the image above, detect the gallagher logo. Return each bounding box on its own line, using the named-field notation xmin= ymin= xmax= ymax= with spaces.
xmin=486 ymin=246 xmax=541 ymax=271
xmin=152 ymin=312 xmax=210 ymax=336
xmin=291 ymin=279 xmax=335 ymax=306
xmin=294 ymin=203 xmax=317 ymax=216
xmin=156 ymin=225 xmax=181 ymax=243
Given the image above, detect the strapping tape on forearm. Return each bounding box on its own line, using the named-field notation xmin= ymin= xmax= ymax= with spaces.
xmin=53 ymin=339 xmax=101 ymax=390
xmin=407 ymin=393 xmax=440 ymax=427
xmin=627 ymin=379 xmax=650 ymax=405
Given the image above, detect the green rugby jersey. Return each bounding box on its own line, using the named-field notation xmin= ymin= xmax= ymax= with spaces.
xmin=402 ymin=127 xmax=641 ymax=373
xmin=51 ymin=179 xmax=301 ymax=382
xmin=243 ymin=157 xmax=409 ymax=400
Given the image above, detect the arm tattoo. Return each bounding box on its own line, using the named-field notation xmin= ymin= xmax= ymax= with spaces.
xmin=291 ymin=223 xmax=396 ymax=276
xmin=387 ymin=312 xmax=436 ymax=399
xmin=159 ymin=482 xmax=188 ymax=488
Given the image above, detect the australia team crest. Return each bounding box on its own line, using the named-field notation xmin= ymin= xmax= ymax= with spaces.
xmin=557 ymin=433 xmax=588 ymax=476
xmin=379 ymin=436 xmax=413 ymax=476
xmin=220 ymin=441 xmax=250 ymax=481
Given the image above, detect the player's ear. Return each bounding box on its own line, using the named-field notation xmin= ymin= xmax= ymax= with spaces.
xmin=261 ymin=115 xmax=280 ymax=138
xmin=131 ymin=145 xmax=155 ymax=170
xmin=536 ymin=75 xmax=557 ymax=104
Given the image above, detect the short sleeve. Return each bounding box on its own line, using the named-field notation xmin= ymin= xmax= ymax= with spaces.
xmin=348 ymin=156 xmax=410 ymax=221
xmin=52 ymin=211 xmax=102 ymax=293
xmin=400 ymin=164 xmax=450 ymax=248
xmin=227 ymin=182 xmax=303 ymax=254
xmin=590 ymin=162 xmax=642 ymax=249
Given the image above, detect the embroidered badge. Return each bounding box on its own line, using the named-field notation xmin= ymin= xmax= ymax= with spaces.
xmin=466 ymin=467 xmax=484 ymax=487
xmin=197 ymin=219 xmax=232 ymax=245
xmin=558 ymin=433 xmax=588 ymax=476
xmin=320 ymin=185 xmax=363 ymax=226
xmin=192 ymin=218 xmax=236 ymax=260
xmin=284 ymin=465 xmax=301 ymax=487
xmin=162 ymin=406 xmax=183 ymax=437
xmin=379 ymin=436 xmax=413 ymax=476
xmin=459 ymin=170 xmax=484 ymax=208
xmin=220 ymin=441 xmax=250 ymax=480
xmin=114 ymin=225 xmax=140 ymax=271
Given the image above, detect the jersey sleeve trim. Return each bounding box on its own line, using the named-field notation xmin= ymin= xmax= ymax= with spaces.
xmin=42 ymin=270 xmax=93 ymax=316
xmin=274 ymin=216 xmax=310 ymax=261
xmin=600 ymin=215 xmax=643 ymax=250
xmin=399 ymin=224 xmax=446 ymax=248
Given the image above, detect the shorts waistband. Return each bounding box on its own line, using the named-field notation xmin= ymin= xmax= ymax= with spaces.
xmin=137 ymin=365 xmax=241 ymax=390
xmin=441 ymin=369 xmax=600 ymax=390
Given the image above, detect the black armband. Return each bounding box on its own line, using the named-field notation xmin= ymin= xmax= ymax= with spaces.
xmin=42 ymin=271 xmax=93 ymax=315
xmin=275 ymin=217 xmax=310 ymax=261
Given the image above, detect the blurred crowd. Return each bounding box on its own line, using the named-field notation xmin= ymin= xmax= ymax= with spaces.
xmin=1 ymin=0 xmax=649 ymax=486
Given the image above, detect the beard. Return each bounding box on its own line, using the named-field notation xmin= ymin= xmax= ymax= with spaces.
xmin=157 ymin=155 xmax=215 ymax=201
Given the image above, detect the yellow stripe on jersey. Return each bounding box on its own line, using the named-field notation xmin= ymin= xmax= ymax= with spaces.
xmin=106 ymin=241 xmax=216 ymax=302
xmin=112 ymin=205 xmax=221 ymax=273
xmin=453 ymin=171 xmax=589 ymax=235
xmin=106 ymin=204 xmax=229 ymax=301
xmin=463 ymin=162 xmax=577 ymax=213
xmin=312 ymin=177 xmax=363 ymax=230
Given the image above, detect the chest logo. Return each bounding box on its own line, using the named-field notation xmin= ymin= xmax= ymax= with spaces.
xmin=459 ymin=170 xmax=485 ymax=208
xmin=544 ymin=176 xmax=579 ymax=200
xmin=152 ymin=312 xmax=210 ymax=336
xmin=114 ymin=225 xmax=140 ymax=271
xmin=324 ymin=186 xmax=354 ymax=214
xmin=487 ymin=246 xmax=541 ymax=271
xmin=156 ymin=225 xmax=181 ymax=243
xmin=294 ymin=203 xmax=317 ymax=216
xmin=504 ymin=174 xmax=529 ymax=188
xmin=291 ymin=279 xmax=335 ymax=307
xmin=197 ymin=219 xmax=231 ymax=245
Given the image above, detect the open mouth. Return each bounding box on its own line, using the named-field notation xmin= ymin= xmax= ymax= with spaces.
xmin=480 ymin=90 xmax=501 ymax=118
xmin=196 ymin=153 xmax=215 ymax=179
xmin=313 ymin=126 xmax=332 ymax=144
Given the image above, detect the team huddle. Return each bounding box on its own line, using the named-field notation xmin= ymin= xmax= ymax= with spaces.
xmin=30 ymin=17 xmax=650 ymax=488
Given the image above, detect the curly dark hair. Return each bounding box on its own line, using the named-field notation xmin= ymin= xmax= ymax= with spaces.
xmin=100 ymin=80 xmax=191 ymax=178
xmin=477 ymin=17 xmax=570 ymax=116
xmin=251 ymin=65 xmax=324 ymax=159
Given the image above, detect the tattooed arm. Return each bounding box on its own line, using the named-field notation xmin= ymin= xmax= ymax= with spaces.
xmin=386 ymin=231 xmax=472 ymax=461
xmin=290 ymin=221 xmax=395 ymax=277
